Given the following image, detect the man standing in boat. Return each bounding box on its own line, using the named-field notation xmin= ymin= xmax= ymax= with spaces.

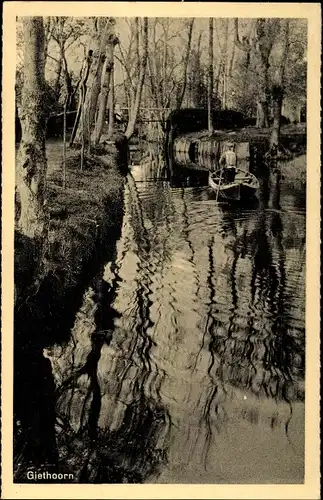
xmin=219 ymin=142 xmax=237 ymax=182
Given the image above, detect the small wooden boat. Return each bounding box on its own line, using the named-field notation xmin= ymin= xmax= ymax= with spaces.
xmin=209 ymin=168 xmax=259 ymax=202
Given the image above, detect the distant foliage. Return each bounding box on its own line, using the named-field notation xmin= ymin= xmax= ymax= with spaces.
xmin=15 ymin=16 xmax=307 ymax=139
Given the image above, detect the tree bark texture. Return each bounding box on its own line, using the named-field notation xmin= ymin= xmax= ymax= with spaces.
xmin=176 ymin=18 xmax=194 ymax=109
xmin=256 ymin=75 xmax=270 ymax=128
xmin=270 ymin=86 xmax=284 ymax=148
xmin=43 ymin=17 xmax=53 ymax=66
xmin=270 ymin=20 xmax=290 ymax=148
xmin=16 ymin=17 xmax=48 ymax=240
xmin=74 ymin=18 xmax=115 ymax=145
xmin=61 ymin=47 xmax=75 ymax=110
xmin=255 ymin=19 xmax=280 ymax=128
xmin=53 ymin=54 xmax=63 ymax=98
xmin=189 ymin=33 xmax=202 ymax=107
xmin=125 ymin=18 xmax=148 ymax=140
xmin=208 ymin=18 xmax=214 ymax=135
xmin=147 ymin=19 xmax=163 ymax=120
xmin=69 ymin=51 xmax=93 ymax=147
xmin=93 ymin=34 xmax=118 ymax=144
xmin=214 ymin=19 xmax=228 ymax=109
xmin=135 ymin=17 xmax=140 ymax=73
xmin=107 ymin=67 xmax=115 ymax=139
xmin=233 ymin=19 xmax=252 ymax=57
xmin=233 ymin=20 xmax=254 ymax=107
xmin=162 ymin=23 xmax=168 ymax=107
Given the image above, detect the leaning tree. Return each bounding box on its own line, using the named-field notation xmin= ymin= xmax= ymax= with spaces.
xmin=72 ymin=17 xmax=117 ymax=148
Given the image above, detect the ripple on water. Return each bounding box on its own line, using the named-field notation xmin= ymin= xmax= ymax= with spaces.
xmin=45 ymin=155 xmax=305 ymax=484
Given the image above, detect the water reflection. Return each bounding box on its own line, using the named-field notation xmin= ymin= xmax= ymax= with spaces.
xmin=44 ymin=149 xmax=305 ymax=483
xmin=42 ymin=183 xmax=171 ymax=482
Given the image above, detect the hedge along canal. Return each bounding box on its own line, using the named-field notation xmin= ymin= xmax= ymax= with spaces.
xmin=166 ymin=121 xmax=306 ymax=178
xmin=14 ymin=134 xmax=128 ymax=480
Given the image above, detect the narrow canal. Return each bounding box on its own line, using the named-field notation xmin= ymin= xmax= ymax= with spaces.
xmin=45 ymin=148 xmax=306 ymax=484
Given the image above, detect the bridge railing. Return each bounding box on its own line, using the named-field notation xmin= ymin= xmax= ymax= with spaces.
xmin=119 ymin=107 xmax=171 ymax=123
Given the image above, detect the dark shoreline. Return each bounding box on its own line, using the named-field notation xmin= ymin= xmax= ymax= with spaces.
xmin=14 ymin=138 xmax=128 ymax=481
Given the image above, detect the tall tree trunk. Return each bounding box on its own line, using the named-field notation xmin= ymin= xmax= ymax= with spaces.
xmin=208 ymin=18 xmax=214 ymax=135
xmin=233 ymin=18 xmax=251 ymax=58
xmin=161 ymin=22 xmax=168 ymax=108
xmin=270 ymin=19 xmax=290 ymax=149
xmin=93 ymin=52 xmax=112 ymax=145
xmin=61 ymin=46 xmax=70 ymax=188
xmin=53 ymin=54 xmax=63 ymax=99
xmin=255 ymin=18 xmax=280 ymax=128
xmin=16 ymin=17 xmax=48 ymax=240
xmin=256 ymin=100 xmax=267 ymax=128
xmin=107 ymin=68 xmax=115 ymax=139
xmin=214 ymin=61 xmax=222 ymax=99
xmin=43 ymin=17 xmax=53 ymax=68
xmin=228 ymin=39 xmax=236 ymax=78
xmin=191 ymin=32 xmax=202 ymax=106
xmin=227 ymin=36 xmax=236 ymax=107
xmin=147 ymin=19 xmax=164 ymax=123
xmin=93 ymin=33 xmax=118 ymax=145
xmin=125 ymin=18 xmax=148 ymax=140
xmin=148 ymin=53 xmax=161 ymax=110
xmin=222 ymin=20 xmax=229 ymax=109
xmin=270 ymin=86 xmax=284 ymax=148
xmin=69 ymin=51 xmax=93 ymax=147
xmin=135 ymin=17 xmax=140 ymax=68
xmin=61 ymin=49 xmax=75 ymax=110
xmin=147 ymin=52 xmax=166 ymax=131
xmin=74 ymin=18 xmax=114 ymax=146
xmin=256 ymin=65 xmax=270 ymax=128
xmin=128 ymin=17 xmax=140 ymax=117
xmin=257 ymin=101 xmax=270 ymax=127
xmin=176 ymin=18 xmax=194 ymax=109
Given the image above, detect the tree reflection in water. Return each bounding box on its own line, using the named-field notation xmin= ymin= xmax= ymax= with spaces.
xmin=208 ymin=167 xmax=304 ymax=408
xmin=38 ymin=149 xmax=305 ymax=484
xmin=46 ymin=175 xmax=172 ymax=482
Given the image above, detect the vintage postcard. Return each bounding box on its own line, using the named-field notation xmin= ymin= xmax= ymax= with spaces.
xmin=1 ymin=2 xmax=320 ymax=499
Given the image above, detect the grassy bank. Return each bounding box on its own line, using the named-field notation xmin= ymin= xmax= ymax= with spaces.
xmin=14 ymin=139 xmax=128 ymax=479
xmin=15 ymin=138 xmax=127 ymax=341
xmin=45 ymin=151 xmax=123 ymax=288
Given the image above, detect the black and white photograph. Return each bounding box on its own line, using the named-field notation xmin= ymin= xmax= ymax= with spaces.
xmin=1 ymin=2 xmax=320 ymax=499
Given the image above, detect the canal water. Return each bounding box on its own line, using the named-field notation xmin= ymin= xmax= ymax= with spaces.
xmin=45 ymin=150 xmax=306 ymax=484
